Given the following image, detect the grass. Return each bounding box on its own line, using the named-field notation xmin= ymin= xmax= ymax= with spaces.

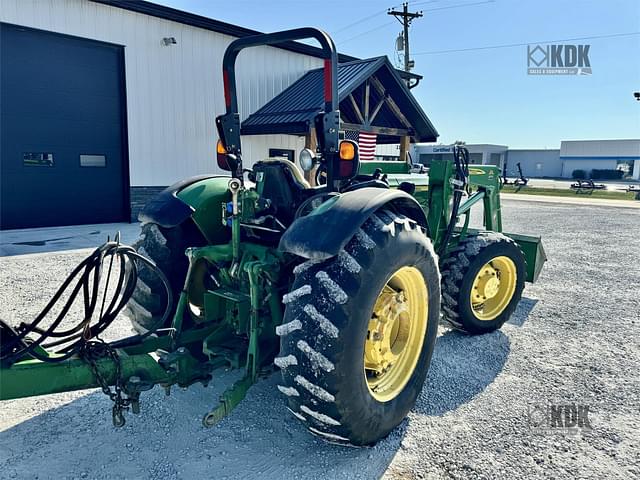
xmin=500 ymin=185 xmax=638 ymax=201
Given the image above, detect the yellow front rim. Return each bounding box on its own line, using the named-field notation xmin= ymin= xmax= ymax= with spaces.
xmin=469 ymin=256 xmax=517 ymax=321
xmin=364 ymin=266 xmax=428 ymax=402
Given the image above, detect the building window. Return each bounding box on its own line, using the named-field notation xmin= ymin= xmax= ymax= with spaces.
xmin=268 ymin=148 xmax=295 ymax=162
xmin=23 ymin=152 xmax=54 ymax=167
xmin=469 ymin=153 xmax=483 ymax=164
xmin=489 ymin=153 xmax=501 ymax=166
xmin=80 ymin=154 xmax=106 ymax=167
xmin=616 ymin=159 xmax=633 ymax=176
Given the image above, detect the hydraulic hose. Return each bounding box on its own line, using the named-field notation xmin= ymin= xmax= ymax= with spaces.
xmin=0 ymin=237 xmax=172 ymax=367
xmin=438 ymin=145 xmax=470 ymax=255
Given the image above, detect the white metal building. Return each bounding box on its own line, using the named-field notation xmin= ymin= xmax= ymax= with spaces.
xmin=559 ymin=139 xmax=640 ymax=179
xmin=413 ymin=140 xmax=640 ymax=180
xmin=413 ymin=144 xmax=508 ymax=168
xmin=1 ymin=0 xmax=343 ymax=228
xmin=506 ymin=149 xmax=562 ymax=178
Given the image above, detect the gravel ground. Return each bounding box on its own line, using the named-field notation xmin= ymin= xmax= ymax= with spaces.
xmin=0 ymin=198 xmax=638 ymax=480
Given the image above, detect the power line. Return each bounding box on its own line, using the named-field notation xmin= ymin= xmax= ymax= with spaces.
xmin=410 ymin=0 xmax=493 ymax=11
xmin=404 ymin=0 xmax=438 ymax=8
xmin=413 ymin=31 xmax=640 ymax=55
xmin=332 ymin=9 xmax=391 ymax=35
xmin=331 ymin=0 xmax=437 ymax=36
xmin=339 ymin=21 xmax=397 ymax=44
xmin=338 ymin=0 xmax=494 ymax=44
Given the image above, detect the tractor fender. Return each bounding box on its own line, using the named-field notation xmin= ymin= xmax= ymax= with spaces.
xmin=279 ymin=187 xmax=427 ymax=260
xmin=138 ymin=175 xmax=224 ymax=228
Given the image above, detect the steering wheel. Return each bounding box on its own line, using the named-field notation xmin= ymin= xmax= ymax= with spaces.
xmin=294 ymin=192 xmax=339 ymax=219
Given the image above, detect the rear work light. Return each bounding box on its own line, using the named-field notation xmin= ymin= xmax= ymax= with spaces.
xmin=337 ymin=140 xmax=359 ymax=178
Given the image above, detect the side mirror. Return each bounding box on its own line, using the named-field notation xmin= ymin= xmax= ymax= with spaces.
xmin=335 ymin=140 xmax=360 ymax=179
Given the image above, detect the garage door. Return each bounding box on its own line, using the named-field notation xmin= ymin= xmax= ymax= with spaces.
xmin=0 ymin=24 xmax=128 ymax=230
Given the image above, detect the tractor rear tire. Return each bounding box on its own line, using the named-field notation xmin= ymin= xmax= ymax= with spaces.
xmin=123 ymin=221 xmax=205 ymax=333
xmin=440 ymin=232 xmax=526 ymax=335
xmin=276 ymin=209 xmax=440 ymax=446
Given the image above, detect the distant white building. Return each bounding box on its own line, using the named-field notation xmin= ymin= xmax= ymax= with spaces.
xmin=412 ymin=144 xmax=508 ymax=168
xmin=506 ymin=149 xmax=561 ymax=178
xmin=559 ymin=139 xmax=640 ymax=179
xmin=412 ymin=139 xmax=640 ymax=180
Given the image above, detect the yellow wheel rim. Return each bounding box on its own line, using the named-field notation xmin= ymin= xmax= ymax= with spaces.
xmin=364 ymin=266 xmax=428 ymax=402
xmin=469 ymin=256 xmax=517 ymax=321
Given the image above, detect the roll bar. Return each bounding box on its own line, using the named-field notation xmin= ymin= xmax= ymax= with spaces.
xmin=215 ymin=28 xmax=341 ymax=187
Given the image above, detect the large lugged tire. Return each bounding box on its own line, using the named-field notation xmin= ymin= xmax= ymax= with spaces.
xmin=440 ymin=232 xmax=526 ymax=335
xmin=123 ymin=221 xmax=205 ymax=333
xmin=275 ymin=209 xmax=441 ymax=446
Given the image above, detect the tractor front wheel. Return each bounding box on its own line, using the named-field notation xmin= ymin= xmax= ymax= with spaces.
xmin=276 ymin=210 xmax=440 ymax=446
xmin=440 ymin=232 xmax=526 ymax=335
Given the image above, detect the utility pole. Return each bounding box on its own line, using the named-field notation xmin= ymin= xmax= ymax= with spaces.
xmin=388 ymin=2 xmax=423 ymax=87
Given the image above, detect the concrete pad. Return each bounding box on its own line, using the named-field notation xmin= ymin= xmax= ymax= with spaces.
xmin=527 ymin=178 xmax=640 ymax=191
xmin=501 ymin=193 xmax=640 ymax=209
xmin=0 ymin=222 xmax=141 ymax=257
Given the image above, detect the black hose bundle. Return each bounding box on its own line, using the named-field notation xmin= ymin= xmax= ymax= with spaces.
xmin=438 ymin=145 xmax=470 ymax=255
xmin=0 ymin=236 xmax=172 ymax=367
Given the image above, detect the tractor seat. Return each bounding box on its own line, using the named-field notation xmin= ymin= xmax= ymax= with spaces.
xmin=260 ymin=158 xmax=310 ymax=189
xmin=251 ymin=158 xmax=313 ymax=227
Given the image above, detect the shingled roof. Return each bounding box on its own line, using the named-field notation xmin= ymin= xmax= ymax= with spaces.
xmin=241 ymin=56 xmax=438 ymax=144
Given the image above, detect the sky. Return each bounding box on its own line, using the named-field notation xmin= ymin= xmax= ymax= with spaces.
xmin=155 ymin=0 xmax=640 ymax=148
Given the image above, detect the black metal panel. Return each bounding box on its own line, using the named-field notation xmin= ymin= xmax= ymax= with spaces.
xmin=0 ymin=24 xmax=128 ymax=229
xmin=241 ymin=56 xmax=438 ymax=143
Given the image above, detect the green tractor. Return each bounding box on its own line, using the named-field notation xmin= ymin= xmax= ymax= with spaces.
xmin=0 ymin=28 xmax=545 ymax=446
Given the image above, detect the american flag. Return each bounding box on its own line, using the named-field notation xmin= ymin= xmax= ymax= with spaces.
xmin=345 ymin=130 xmax=377 ymax=161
